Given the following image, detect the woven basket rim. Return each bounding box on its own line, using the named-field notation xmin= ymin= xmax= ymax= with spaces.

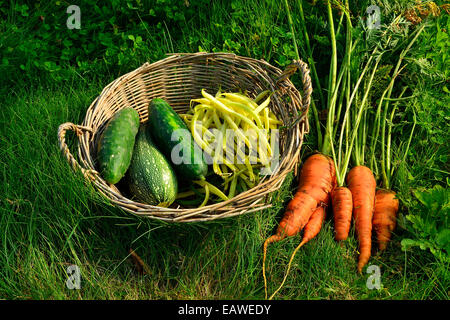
xmin=57 ymin=52 xmax=311 ymax=222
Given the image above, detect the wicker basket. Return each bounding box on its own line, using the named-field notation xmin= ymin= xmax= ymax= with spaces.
xmin=57 ymin=52 xmax=311 ymax=222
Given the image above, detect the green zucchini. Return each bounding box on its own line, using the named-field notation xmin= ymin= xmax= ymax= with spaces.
xmin=127 ymin=124 xmax=178 ymax=206
xmin=148 ymin=98 xmax=208 ymax=181
xmin=97 ymin=108 xmax=140 ymax=184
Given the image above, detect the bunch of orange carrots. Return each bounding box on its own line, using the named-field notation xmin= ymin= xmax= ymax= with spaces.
xmin=263 ymin=0 xmax=423 ymax=300
xmin=263 ymin=152 xmax=395 ymax=299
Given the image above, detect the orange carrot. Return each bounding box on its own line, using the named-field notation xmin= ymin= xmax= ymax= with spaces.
xmin=372 ymin=189 xmax=399 ymax=251
xmin=264 ymin=154 xmax=335 ymax=243
xmin=268 ymin=203 xmax=327 ymax=300
xmin=331 ymin=186 xmax=353 ymax=241
xmin=264 ymin=193 xmax=318 ymax=245
xmin=262 ymin=153 xmax=335 ymax=299
xmin=346 ymin=165 xmax=376 ymax=273
xmin=296 ymin=153 xmax=337 ymax=204
xmin=301 ymin=201 xmax=327 ymax=244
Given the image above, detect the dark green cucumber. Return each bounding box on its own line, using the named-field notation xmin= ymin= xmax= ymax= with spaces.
xmin=97 ymin=108 xmax=140 ymax=184
xmin=148 ymin=98 xmax=208 ymax=181
xmin=127 ymin=124 xmax=178 ymax=206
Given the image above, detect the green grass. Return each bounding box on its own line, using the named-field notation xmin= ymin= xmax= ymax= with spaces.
xmin=0 ymin=0 xmax=448 ymax=300
xmin=0 ymin=80 xmax=447 ymax=300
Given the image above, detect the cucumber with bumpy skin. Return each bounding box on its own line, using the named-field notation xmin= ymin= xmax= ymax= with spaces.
xmin=97 ymin=108 xmax=140 ymax=184
xmin=148 ymin=98 xmax=208 ymax=181
xmin=127 ymin=124 xmax=178 ymax=206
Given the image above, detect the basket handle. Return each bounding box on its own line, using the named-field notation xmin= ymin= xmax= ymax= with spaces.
xmin=57 ymin=122 xmax=98 ymax=181
xmin=276 ymin=58 xmax=312 ymax=125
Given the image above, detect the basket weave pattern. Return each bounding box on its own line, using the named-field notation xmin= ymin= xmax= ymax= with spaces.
xmin=57 ymin=52 xmax=311 ymax=222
